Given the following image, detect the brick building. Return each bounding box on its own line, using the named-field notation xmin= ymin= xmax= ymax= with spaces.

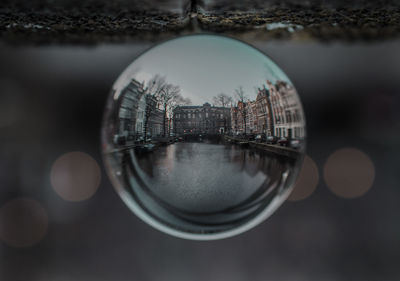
xmin=230 ymin=106 xmax=240 ymax=135
xmin=255 ymin=85 xmax=274 ymax=136
xmin=231 ymin=101 xmax=246 ymax=135
xmin=231 ymin=80 xmax=305 ymax=140
xmin=173 ymin=102 xmax=231 ymax=135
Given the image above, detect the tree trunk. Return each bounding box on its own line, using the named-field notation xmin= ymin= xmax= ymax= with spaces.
xmin=163 ymin=104 xmax=167 ymax=137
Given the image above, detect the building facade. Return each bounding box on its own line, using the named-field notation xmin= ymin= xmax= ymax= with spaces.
xmin=148 ymin=107 xmax=163 ymax=137
xmin=230 ymin=106 xmax=239 ymax=135
xmin=267 ymin=80 xmax=304 ymax=139
xmin=117 ymin=79 xmax=165 ymax=142
xmin=255 ymin=86 xmax=274 ymax=136
xmin=173 ymin=103 xmax=231 ymax=135
xmin=231 ymin=80 xmax=305 ymax=139
xmin=231 ymin=101 xmax=246 ymax=135
xmin=135 ymin=92 xmax=146 ymax=138
xmin=117 ymin=79 xmax=145 ymax=140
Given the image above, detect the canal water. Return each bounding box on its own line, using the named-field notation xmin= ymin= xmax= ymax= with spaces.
xmin=118 ymin=140 xmax=300 ymax=235
xmin=137 ymin=141 xmax=291 ymax=212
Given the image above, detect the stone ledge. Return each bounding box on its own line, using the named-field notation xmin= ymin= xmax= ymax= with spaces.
xmin=1 ymin=0 xmax=399 ymax=44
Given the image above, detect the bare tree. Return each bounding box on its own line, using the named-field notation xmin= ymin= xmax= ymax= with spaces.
xmin=157 ymin=83 xmax=182 ymax=137
xmin=212 ymin=93 xmax=232 ymax=108
xmin=142 ymin=75 xmax=167 ymax=141
xmin=144 ymin=74 xmax=192 ymax=138
xmin=146 ymin=74 xmax=167 ymax=97
xmin=235 ymin=86 xmax=249 ymax=137
xmin=211 ymin=93 xmax=232 ymax=134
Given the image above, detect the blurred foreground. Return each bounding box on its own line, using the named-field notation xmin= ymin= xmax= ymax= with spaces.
xmin=0 ymin=39 xmax=399 ymax=280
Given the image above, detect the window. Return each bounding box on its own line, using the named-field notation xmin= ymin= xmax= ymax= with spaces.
xmin=206 ymin=113 xmax=209 ymax=118
xmin=136 ymin=122 xmax=143 ymax=133
xmin=295 ymin=109 xmax=301 ymax=122
xmin=274 ymin=110 xmax=280 ymax=123
xmin=285 ymin=110 xmax=292 ymax=123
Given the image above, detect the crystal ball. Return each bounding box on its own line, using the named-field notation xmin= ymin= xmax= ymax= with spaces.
xmin=101 ymin=34 xmax=306 ymax=240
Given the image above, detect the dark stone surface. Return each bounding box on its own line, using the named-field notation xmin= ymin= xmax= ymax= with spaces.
xmin=0 ymin=0 xmax=191 ymax=44
xmin=196 ymin=0 xmax=400 ymax=41
xmin=0 ymin=1 xmax=399 ymax=43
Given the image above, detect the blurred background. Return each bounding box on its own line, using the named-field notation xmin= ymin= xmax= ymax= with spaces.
xmin=1 ymin=0 xmax=400 ymax=280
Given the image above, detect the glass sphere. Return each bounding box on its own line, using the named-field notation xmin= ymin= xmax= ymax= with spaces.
xmin=101 ymin=34 xmax=306 ymax=240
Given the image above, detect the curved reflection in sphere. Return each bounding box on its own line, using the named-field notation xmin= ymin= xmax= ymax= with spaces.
xmin=102 ymin=35 xmax=306 ymax=240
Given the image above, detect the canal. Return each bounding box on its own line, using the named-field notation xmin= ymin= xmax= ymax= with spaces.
xmin=116 ymin=139 xmax=301 ymax=234
xmin=135 ymin=141 xmax=295 ymax=213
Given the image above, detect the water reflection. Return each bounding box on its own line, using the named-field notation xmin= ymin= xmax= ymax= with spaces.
xmin=116 ymin=137 xmax=296 ymax=234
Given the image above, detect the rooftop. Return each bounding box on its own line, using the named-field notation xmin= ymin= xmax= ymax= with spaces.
xmin=175 ymin=103 xmax=230 ymax=110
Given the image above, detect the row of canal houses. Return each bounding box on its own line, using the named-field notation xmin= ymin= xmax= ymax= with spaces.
xmin=231 ymin=80 xmax=305 ymax=140
xmin=114 ymin=78 xmax=305 ymax=143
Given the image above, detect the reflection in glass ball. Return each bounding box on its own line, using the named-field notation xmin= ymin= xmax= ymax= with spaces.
xmin=102 ymin=35 xmax=306 ymax=240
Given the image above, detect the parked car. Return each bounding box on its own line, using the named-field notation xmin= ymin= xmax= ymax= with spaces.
xmin=277 ymin=137 xmax=289 ymax=146
xmin=255 ymin=134 xmax=266 ymax=142
xmin=266 ymin=136 xmax=278 ymax=144
xmin=289 ymin=139 xmax=302 ymax=149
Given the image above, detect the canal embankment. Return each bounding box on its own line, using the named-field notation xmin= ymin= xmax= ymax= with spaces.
xmin=224 ymin=136 xmax=301 ymax=159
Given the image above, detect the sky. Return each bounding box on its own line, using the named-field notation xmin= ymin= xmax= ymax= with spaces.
xmin=113 ymin=34 xmax=293 ymax=105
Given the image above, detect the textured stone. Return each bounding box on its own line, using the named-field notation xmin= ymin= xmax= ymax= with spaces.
xmin=196 ymin=0 xmax=400 ymax=41
xmin=0 ymin=0 xmax=399 ymax=43
xmin=0 ymin=0 xmax=191 ymax=44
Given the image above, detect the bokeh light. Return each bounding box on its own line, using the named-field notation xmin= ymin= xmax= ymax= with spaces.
xmin=0 ymin=198 xmax=48 ymax=247
xmin=288 ymin=155 xmax=319 ymax=201
xmin=50 ymin=151 xmax=101 ymax=202
xmin=323 ymin=148 xmax=375 ymax=198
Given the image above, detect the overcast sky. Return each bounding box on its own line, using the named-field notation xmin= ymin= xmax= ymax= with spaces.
xmin=113 ymin=35 xmax=292 ymax=105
